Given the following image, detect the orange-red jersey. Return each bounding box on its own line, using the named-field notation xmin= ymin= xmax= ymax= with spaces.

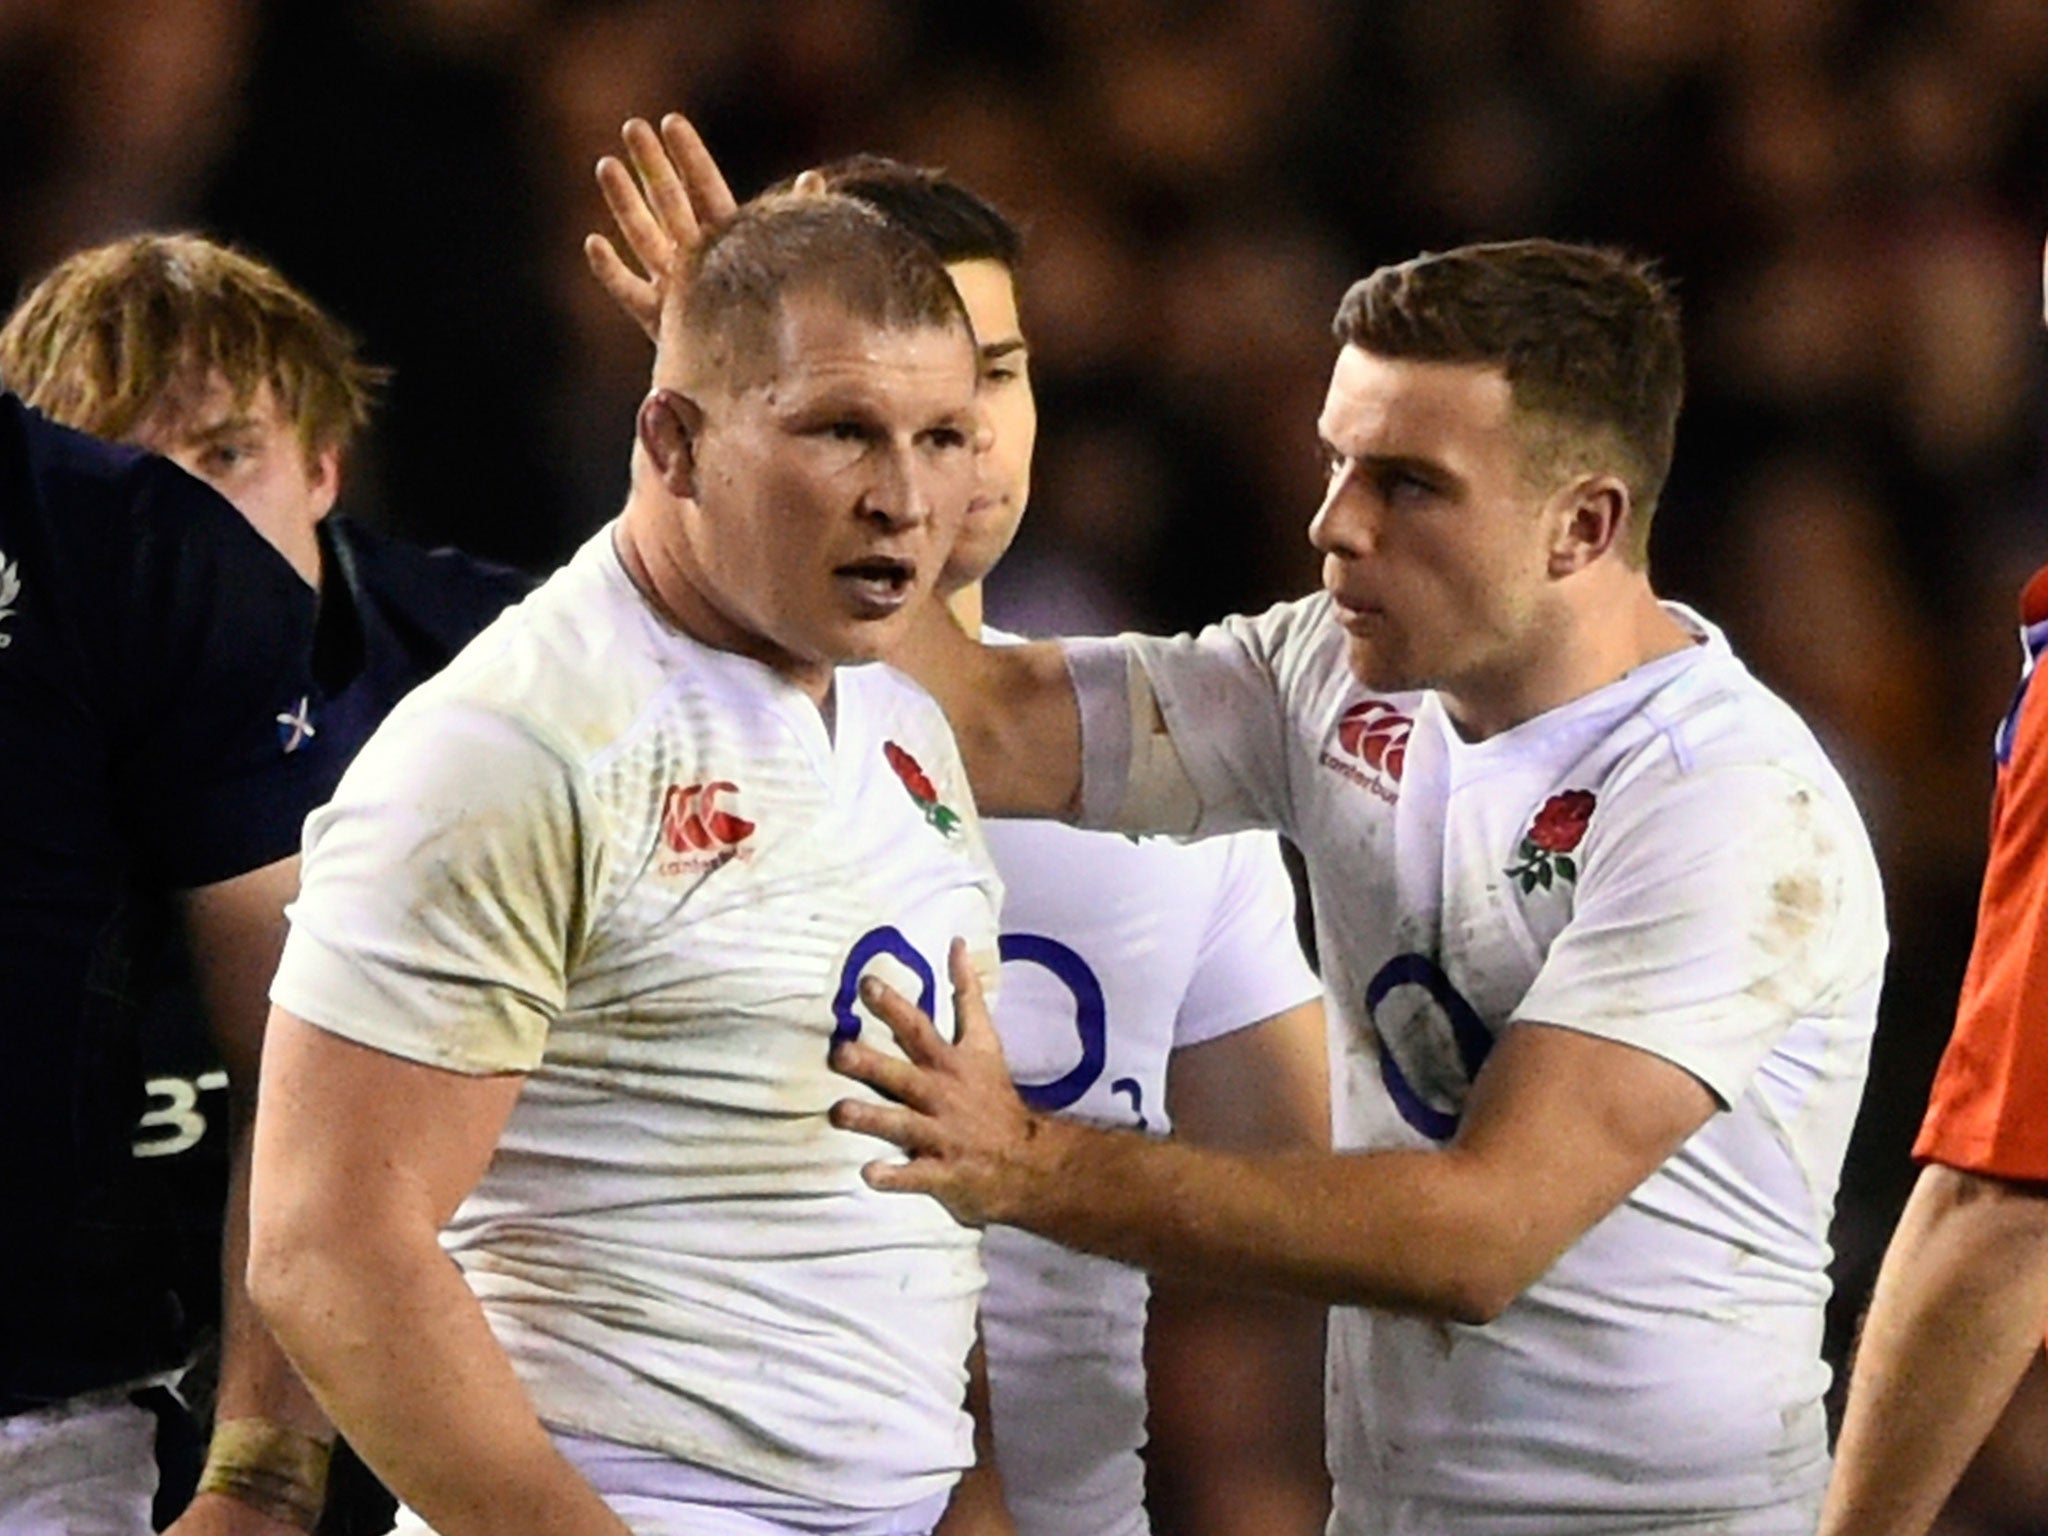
xmin=1919 ymin=565 xmax=2048 ymax=1177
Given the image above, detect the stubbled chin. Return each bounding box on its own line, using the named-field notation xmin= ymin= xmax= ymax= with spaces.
xmin=1345 ymin=634 xmax=1415 ymax=693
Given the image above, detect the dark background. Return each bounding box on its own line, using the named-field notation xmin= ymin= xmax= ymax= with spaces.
xmin=5 ymin=1 xmax=2046 ymax=1530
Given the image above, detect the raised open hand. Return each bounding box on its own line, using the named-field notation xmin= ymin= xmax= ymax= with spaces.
xmin=583 ymin=113 xmax=739 ymax=342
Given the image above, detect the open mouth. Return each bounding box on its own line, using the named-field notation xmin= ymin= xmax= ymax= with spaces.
xmin=834 ymin=556 xmax=917 ymax=615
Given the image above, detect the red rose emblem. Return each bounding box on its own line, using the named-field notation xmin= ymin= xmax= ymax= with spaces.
xmin=884 ymin=741 xmax=939 ymax=803
xmin=1527 ymin=790 xmax=1595 ymax=853
xmin=884 ymin=740 xmax=962 ymax=837
xmin=1505 ymin=789 xmax=1595 ymax=893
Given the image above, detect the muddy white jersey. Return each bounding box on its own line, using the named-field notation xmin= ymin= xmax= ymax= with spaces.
xmin=272 ymin=527 xmax=1003 ymax=1513
xmin=976 ymin=628 xmax=1319 ymax=1536
xmin=1064 ymin=595 xmax=1885 ymax=1536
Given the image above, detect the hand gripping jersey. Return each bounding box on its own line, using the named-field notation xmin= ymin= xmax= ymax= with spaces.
xmin=271 ymin=527 xmax=1003 ymax=1513
xmin=1064 ymin=594 xmax=1886 ymax=1536
xmin=977 ymin=631 xmax=1320 ymax=1536
xmin=1919 ymin=564 xmax=2048 ymax=1178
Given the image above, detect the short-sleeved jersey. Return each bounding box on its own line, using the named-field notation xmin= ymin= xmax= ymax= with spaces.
xmin=271 ymin=527 xmax=1003 ymax=1512
xmin=0 ymin=395 xmax=323 ymax=1404
xmin=976 ymin=628 xmax=1320 ymax=1536
xmin=1065 ymin=593 xmax=1886 ymax=1536
xmin=1918 ymin=565 xmax=2048 ymax=1178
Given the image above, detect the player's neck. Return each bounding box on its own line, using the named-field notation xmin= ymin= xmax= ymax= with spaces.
xmin=1442 ymin=584 xmax=1694 ymax=742
xmin=612 ymin=504 xmax=835 ymax=707
xmin=946 ymin=583 xmax=985 ymax=636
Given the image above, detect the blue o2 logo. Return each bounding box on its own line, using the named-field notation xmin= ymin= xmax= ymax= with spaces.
xmin=831 ymin=926 xmax=1127 ymax=1122
xmin=831 ymin=926 xmax=936 ymax=1046
xmin=1367 ymin=953 xmax=1494 ymax=1142
xmin=999 ymin=932 xmax=1107 ymax=1112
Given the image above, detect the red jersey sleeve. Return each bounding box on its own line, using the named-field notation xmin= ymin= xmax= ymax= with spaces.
xmin=1918 ymin=565 xmax=2048 ymax=1178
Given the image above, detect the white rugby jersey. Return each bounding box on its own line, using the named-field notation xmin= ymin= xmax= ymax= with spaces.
xmin=272 ymin=527 xmax=1003 ymax=1513
xmin=978 ymin=624 xmax=1320 ymax=1536
xmin=1065 ymin=595 xmax=1885 ymax=1536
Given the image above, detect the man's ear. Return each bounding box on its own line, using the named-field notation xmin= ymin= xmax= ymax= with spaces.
xmin=637 ymin=388 xmax=704 ymax=499
xmin=1547 ymin=474 xmax=1631 ymax=577
xmin=306 ymin=445 xmax=342 ymax=521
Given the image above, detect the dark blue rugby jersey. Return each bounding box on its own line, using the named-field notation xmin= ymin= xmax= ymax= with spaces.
xmin=117 ymin=516 xmax=531 ymax=1354
xmin=0 ymin=394 xmax=324 ymax=1396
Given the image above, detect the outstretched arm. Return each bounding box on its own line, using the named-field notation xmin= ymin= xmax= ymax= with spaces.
xmin=830 ymin=943 xmax=1713 ymax=1317
xmin=1819 ymin=1164 xmax=2048 ymax=1536
xmin=890 ymin=599 xmax=1082 ymax=818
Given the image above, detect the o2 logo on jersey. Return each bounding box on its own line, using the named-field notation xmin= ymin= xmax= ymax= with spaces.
xmin=656 ymin=781 xmax=755 ymax=877
xmin=998 ymin=933 xmax=1108 ymax=1114
xmin=1367 ymin=953 xmax=1494 ymax=1142
xmin=1319 ymin=700 xmax=1411 ymax=805
xmin=831 ymin=926 xmax=938 ymax=1047
xmin=829 ymin=926 xmax=1140 ymax=1126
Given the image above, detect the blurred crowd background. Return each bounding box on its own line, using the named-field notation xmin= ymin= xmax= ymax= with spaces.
xmin=4 ymin=0 xmax=2047 ymax=1531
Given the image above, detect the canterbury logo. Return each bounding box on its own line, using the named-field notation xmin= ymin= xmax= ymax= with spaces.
xmin=660 ymin=781 xmax=755 ymax=853
xmin=1335 ymin=700 xmax=1411 ymax=779
xmin=1320 ymin=699 xmax=1411 ymax=805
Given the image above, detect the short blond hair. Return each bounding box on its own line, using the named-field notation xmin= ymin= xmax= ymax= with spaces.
xmin=0 ymin=232 xmax=387 ymax=456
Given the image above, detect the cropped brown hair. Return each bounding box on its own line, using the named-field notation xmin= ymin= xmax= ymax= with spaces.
xmin=1334 ymin=240 xmax=1682 ymax=564
xmin=0 ymin=232 xmax=386 ymax=457
xmin=668 ymin=191 xmax=972 ymax=392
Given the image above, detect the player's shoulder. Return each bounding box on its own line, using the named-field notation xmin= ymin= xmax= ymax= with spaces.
xmin=2 ymin=392 xmax=156 ymax=508
xmin=402 ymin=528 xmax=682 ymax=754
xmin=1614 ymin=611 xmax=1838 ymax=780
xmin=0 ymin=394 xmax=303 ymax=599
xmin=1592 ymin=614 xmax=1871 ymax=853
xmin=1207 ymin=591 xmax=1346 ymax=671
xmin=322 ymin=516 xmax=533 ymax=650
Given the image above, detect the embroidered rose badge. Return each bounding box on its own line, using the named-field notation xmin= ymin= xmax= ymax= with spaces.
xmin=1505 ymin=789 xmax=1595 ymax=893
xmin=885 ymin=740 xmax=962 ymax=837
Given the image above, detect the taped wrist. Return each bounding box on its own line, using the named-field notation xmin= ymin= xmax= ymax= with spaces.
xmin=196 ymin=1417 xmax=334 ymax=1532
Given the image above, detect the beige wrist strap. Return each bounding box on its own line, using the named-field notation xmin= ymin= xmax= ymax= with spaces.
xmin=196 ymin=1417 xmax=334 ymax=1532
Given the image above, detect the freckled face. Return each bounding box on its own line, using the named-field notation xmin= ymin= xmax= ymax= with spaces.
xmin=130 ymin=373 xmax=335 ymax=587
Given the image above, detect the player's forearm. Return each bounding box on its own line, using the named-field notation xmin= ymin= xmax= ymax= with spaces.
xmin=1820 ymin=1163 xmax=2048 ymax=1536
xmin=893 ymin=600 xmax=1080 ymax=818
xmin=1001 ymin=1117 xmax=1529 ymax=1320
xmin=248 ymin=1210 xmax=629 ymax=1536
xmin=216 ymin=1113 xmax=334 ymax=1435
